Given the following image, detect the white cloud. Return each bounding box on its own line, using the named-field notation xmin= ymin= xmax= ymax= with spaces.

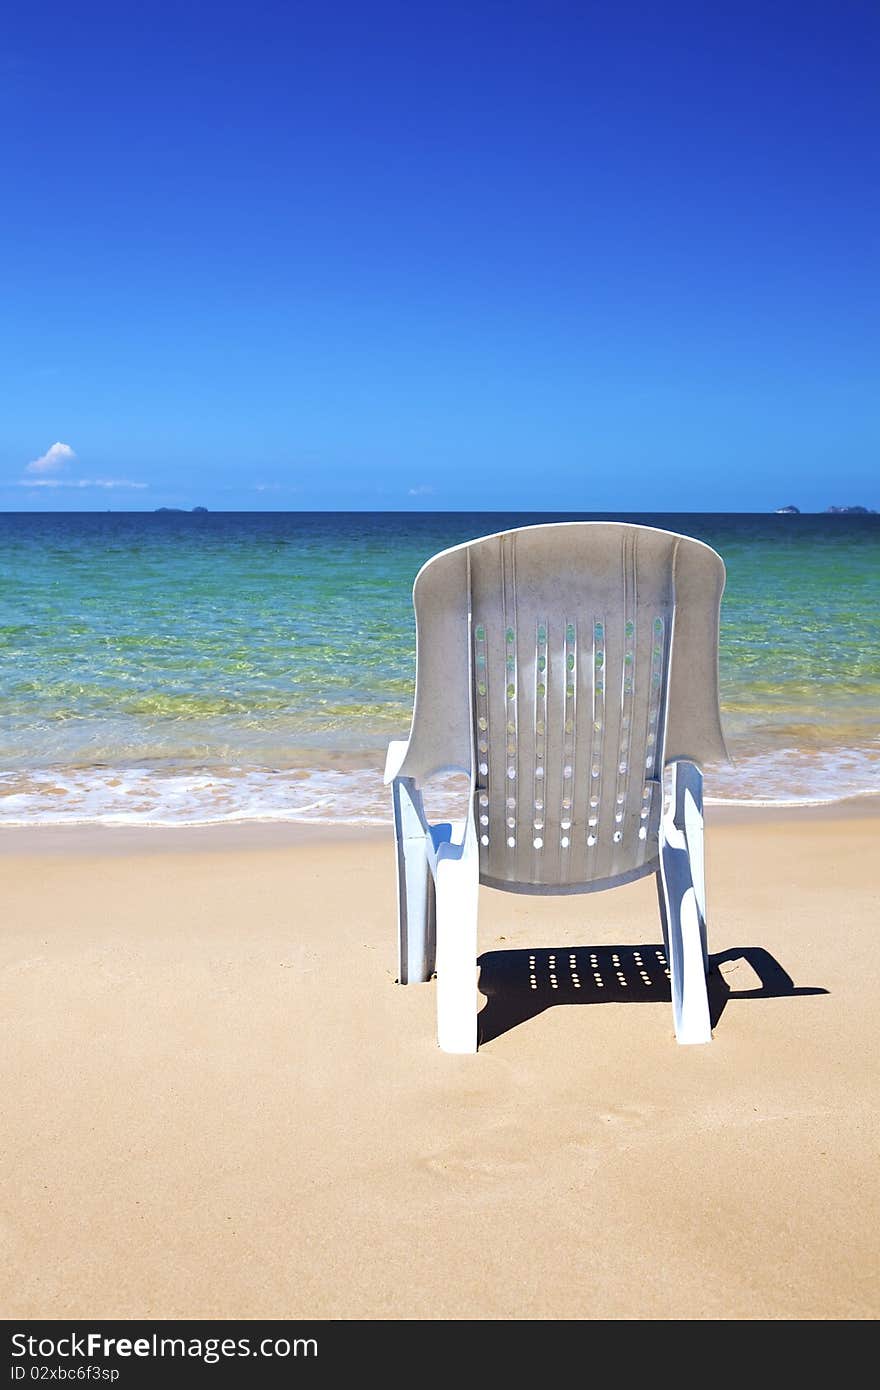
xmin=18 ymin=478 xmax=147 ymax=489
xmin=26 ymin=441 xmax=77 ymax=475
xmin=407 ymin=485 xmax=434 ymax=496
xmin=14 ymin=441 xmax=146 ymax=491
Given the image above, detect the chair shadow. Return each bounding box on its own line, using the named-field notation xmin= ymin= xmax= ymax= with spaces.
xmin=476 ymin=942 xmax=828 ymax=1046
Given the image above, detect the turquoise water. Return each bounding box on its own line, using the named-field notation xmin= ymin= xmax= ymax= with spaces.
xmin=1 ymin=511 xmax=878 ymax=823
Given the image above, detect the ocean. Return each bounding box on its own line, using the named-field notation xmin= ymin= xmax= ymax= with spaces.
xmin=1 ymin=510 xmax=878 ymax=825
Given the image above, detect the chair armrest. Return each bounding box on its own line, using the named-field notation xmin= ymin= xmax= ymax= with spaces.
xmin=660 ymin=759 xmax=703 ymax=851
xmin=384 ymin=739 xmax=411 ymax=785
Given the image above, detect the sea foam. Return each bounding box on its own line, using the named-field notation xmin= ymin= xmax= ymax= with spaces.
xmin=0 ymin=742 xmax=877 ymax=828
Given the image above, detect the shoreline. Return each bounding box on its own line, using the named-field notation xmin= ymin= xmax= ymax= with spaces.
xmin=0 ymin=790 xmax=877 ymax=857
xmin=3 ymin=738 xmax=879 ymax=830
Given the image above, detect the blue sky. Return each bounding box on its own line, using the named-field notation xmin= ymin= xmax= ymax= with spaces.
xmin=1 ymin=0 xmax=877 ymax=512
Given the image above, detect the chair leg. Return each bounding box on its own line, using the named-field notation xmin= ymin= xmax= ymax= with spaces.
xmin=391 ymin=777 xmax=435 ymax=984
xmin=658 ymin=761 xmax=712 ymax=1044
xmin=434 ymin=837 xmax=479 ymax=1054
xmin=683 ymin=766 xmax=709 ymax=974
xmin=654 ymin=870 xmax=670 ymax=960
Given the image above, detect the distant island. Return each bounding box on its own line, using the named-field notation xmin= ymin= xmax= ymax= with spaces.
xmin=775 ymin=504 xmax=876 ymax=515
xmin=154 ymin=506 xmax=209 ymax=514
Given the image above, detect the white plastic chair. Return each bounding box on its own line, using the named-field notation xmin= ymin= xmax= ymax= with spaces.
xmin=385 ymin=522 xmax=729 ymax=1052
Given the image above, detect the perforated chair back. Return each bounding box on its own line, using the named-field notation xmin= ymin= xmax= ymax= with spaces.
xmin=396 ymin=522 xmax=727 ymax=894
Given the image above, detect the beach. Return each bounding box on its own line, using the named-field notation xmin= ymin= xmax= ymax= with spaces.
xmin=2 ymin=803 xmax=878 ymax=1321
xmin=5 ymin=0 xmax=879 ymax=1343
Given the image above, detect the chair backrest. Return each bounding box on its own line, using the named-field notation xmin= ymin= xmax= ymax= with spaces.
xmin=400 ymin=522 xmax=728 ymax=894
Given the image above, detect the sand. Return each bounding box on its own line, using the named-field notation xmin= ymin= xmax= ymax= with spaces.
xmin=1 ymin=806 xmax=878 ymax=1321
